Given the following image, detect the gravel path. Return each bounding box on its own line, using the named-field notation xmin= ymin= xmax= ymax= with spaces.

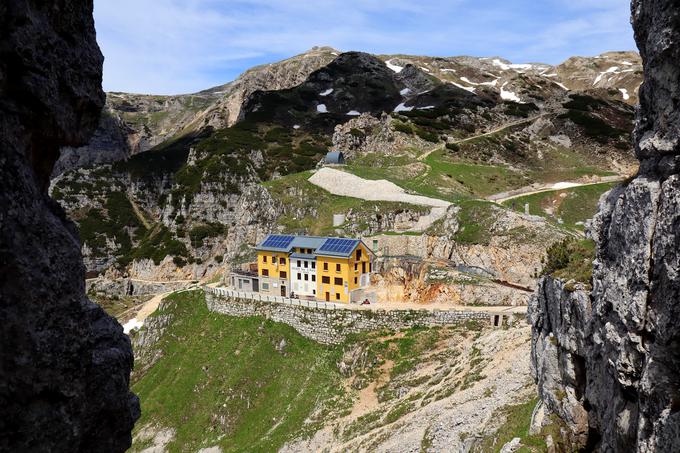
xmin=487 ymin=175 xmax=624 ymax=203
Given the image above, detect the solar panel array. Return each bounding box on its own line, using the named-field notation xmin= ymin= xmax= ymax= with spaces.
xmin=318 ymin=238 xmax=357 ymax=255
xmin=261 ymin=235 xmax=295 ymax=249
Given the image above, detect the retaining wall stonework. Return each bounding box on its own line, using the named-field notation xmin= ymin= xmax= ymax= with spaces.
xmin=205 ymin=292 xmax=494 ymax=344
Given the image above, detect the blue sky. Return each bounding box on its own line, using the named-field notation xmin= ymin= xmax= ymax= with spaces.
xmin=94 ymin=0 xmax=635 ymax=95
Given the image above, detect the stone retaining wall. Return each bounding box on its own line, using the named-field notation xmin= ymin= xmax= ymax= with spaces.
xmin=206 ymin=292 xmax=497 ymax=344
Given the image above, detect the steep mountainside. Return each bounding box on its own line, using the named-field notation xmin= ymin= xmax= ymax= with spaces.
xmin=54 ymin=47 xmax=642 ymax=177
xmin=53 ymin=47 xmax=338 ymax=176
xmin=529 ymin=0 xmax=680 ymax=451
xmin=52 ymin=48 xmax=638 ymax=289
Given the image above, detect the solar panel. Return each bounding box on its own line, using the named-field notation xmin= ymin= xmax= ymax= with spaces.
xmin=261 ymin=235 xmax=295 ymax=249
xmin=318 ymin=238 xmax=357 ymax=255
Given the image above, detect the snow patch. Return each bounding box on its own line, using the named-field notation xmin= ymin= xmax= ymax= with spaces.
xmin=500 ymin=82 xmax=522 ymax=102
xmin=316 ymin=104 xmax=328 ymax=113
xmin=346 ymin=110 xmax=361 ymax=116
xmin=619 ymin=88 xmax=630 ymax=100
xmin=293 ymin=125 xmax=300 ymax=129
xmin=621 ymin=61 xmax=633 ymax=66
xmin=441 ymin=68 xmax=456 ymax=73
xmin=393 ymin=103 xmax=414 ymax=112
xmin=492 ymin=59 xmax=533 ymax=71
xmin=554 ymin=81 xmax=569 ymax=91
xmin=400 ymin=88 xmax=411 ymax=96
xmin=331 ymin=52 xmax=339 ymax=56
xmin=319 ymin=88 xmax=333 ymax=96
xmin=594 ymin=67 xmax=620 ymax=85
xmin=385 ymin=59 xmax=403 ymax=73
xmin=450 ymin=82 xmax=476 ymax=93
xmin=419 ymin=66 xmax=431 ymax=72
xmin=460 ymin=76 xmax=498 ymax=87
xmin=123 ymin=318 xmax=143 ymax=334
xmin=417 ymin=105 xmax=435 ymax=110
xmin=552 ymin=182 xmax=581 ymax=190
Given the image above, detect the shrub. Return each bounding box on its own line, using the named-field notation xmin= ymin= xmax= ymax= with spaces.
xmin=189 ymin=223 xmax=226 ymax=247
xmin=414 ymin=127 xmax=439 ymax=143
xmin=393 ymin=121 xmax=413 ymax=134
xmin=446 ymin=142 xmax=460 ymax=152
xmin=542 ymin=238 xmax=595 ymax=286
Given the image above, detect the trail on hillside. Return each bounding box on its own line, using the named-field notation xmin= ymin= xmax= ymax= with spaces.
xmin=486 ymin=175 xmax=624 ymax=204
xmin=417 ymin=113 xmax=548 ymax=163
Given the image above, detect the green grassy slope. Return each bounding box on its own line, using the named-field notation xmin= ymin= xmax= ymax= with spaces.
xmin=131 ymin=291 xmax=347 ymax=452
xmin=501 ymin=182 xmax=616 ymax=230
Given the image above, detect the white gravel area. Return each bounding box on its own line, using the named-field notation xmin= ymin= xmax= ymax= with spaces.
xmin=309 ymin=168 xmax=450 ymax=208
xmin=308 ymin=168 xmax=451 ymax=232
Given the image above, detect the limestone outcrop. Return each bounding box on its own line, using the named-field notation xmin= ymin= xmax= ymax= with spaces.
xmin=0 ymin=1 xmax=139 ymax=451
xmin=529 ymin=1 xmax=680 ymax=450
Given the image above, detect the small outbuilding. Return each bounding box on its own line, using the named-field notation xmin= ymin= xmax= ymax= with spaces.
xmin=324 ymin=151 xmax=346 ymax=165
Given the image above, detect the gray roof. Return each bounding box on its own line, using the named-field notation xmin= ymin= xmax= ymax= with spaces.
xmin=291 ymin=236 xmax=327 ymax=249
xmin=290 ymin=252 xmax=317 ymax=260
xmin=256 ymin=234 xmax=373 ymax=259
xmin=325 ymin=151 xmax=345 ymax=164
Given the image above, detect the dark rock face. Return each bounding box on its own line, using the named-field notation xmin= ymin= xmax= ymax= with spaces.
xmin=529 ymin=1 xmax=680 ymax=451
xmin=0 ymin=1 xmax=139 ymax=452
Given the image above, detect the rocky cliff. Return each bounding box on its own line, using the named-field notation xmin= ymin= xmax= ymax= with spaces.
xmin=529 ymin=1 xmax=680 ymax=450
xmin=0 ymin=1 xmax=139 ymax=451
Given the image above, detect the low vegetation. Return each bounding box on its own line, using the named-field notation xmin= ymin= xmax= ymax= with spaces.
xmin=132 ymin=291 xmax=347 ymax=452
xmin=542 ymin=238 xmax=596 ymax=286
xmin=502 ymin=182 xmax=616 ymax=230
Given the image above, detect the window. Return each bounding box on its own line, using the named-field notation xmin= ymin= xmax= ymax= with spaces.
xmin=297 ymin=260 xmax=301 ymax=267
xmin=263 ymin=255 xmax=267 ymax=263
xmin=280 ymin=271 xmax=287 ymax=278
xmin=307 ymin=248 xmax=312 ymax=254
xmin=304 ymin=274 xmax=309 ymax=281
xmin=304 ymin=261 xmax=308 ymax=268
xmin=312 ymin=275 xmax=316 ymax=282
xmin=297 ymin=273 xmax=302 ymax=280
xmin=373 ymin=239 xmax=378 ymax=252
xmin=272 ymin=256 xmax=277 ymax=264
xmin=323 ymin=262 xmax=328 ymax=271
xmin=280 ymin=257 xmax=286 ymax=265
xmin=336 ymin=293 xmax=340 ymax=300
xmin=336 ymin=263 xmax=341 ymax=272
xmin=313 ymin=289 xmax=316 ymax=295
xmin=262 ymin=269 xmax=269 ymax=276
xmin=356 ymin=249 xmax=362 ymax=260
xmin=262 ymin=283 xmax=269 ymax=290
xmin=312 ymin=262 xmax=316 ymax=269
xmin=354 ymin=277 xmax=357 ymax=284
xmin=354 ymin=263 xmax=358 ymax=271
xmin=334 ymin=277 xmax=343 ymax=285
xmin=322 ymin=276 xmax=330 ymax=284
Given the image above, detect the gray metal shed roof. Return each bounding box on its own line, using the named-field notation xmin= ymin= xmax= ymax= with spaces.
xmin=325 ymin=151 xmax=345 ymax=164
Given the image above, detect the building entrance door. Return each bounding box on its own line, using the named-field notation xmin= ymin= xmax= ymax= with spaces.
xmin=325 ymin=292 xmax=330 ymax=302
xmin=281 ymin=285 xmax=286 ymax=296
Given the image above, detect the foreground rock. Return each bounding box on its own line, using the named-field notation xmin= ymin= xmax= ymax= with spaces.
xmin=530 ymin=1 xmax=680 ymax=450
xmin=0 ymin=1 xmax=139 ymax=451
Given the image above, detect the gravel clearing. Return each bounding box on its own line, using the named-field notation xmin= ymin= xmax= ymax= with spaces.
xmin=309 ymin=168 xmax=450 ymax=208
xmin=308 ymin=168 xmax=451 ymax=232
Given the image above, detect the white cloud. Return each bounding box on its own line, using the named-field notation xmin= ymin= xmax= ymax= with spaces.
xmin=94 ymin=0 xmax=635 ymax=94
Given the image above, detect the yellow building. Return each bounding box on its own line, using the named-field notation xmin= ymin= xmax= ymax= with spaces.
xmin=253 ymin=235 xmax=373 ymax=302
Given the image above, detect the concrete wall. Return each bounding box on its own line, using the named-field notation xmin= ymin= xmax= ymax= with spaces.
xmin=206 ymin=291 xmax=496 ymax=345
